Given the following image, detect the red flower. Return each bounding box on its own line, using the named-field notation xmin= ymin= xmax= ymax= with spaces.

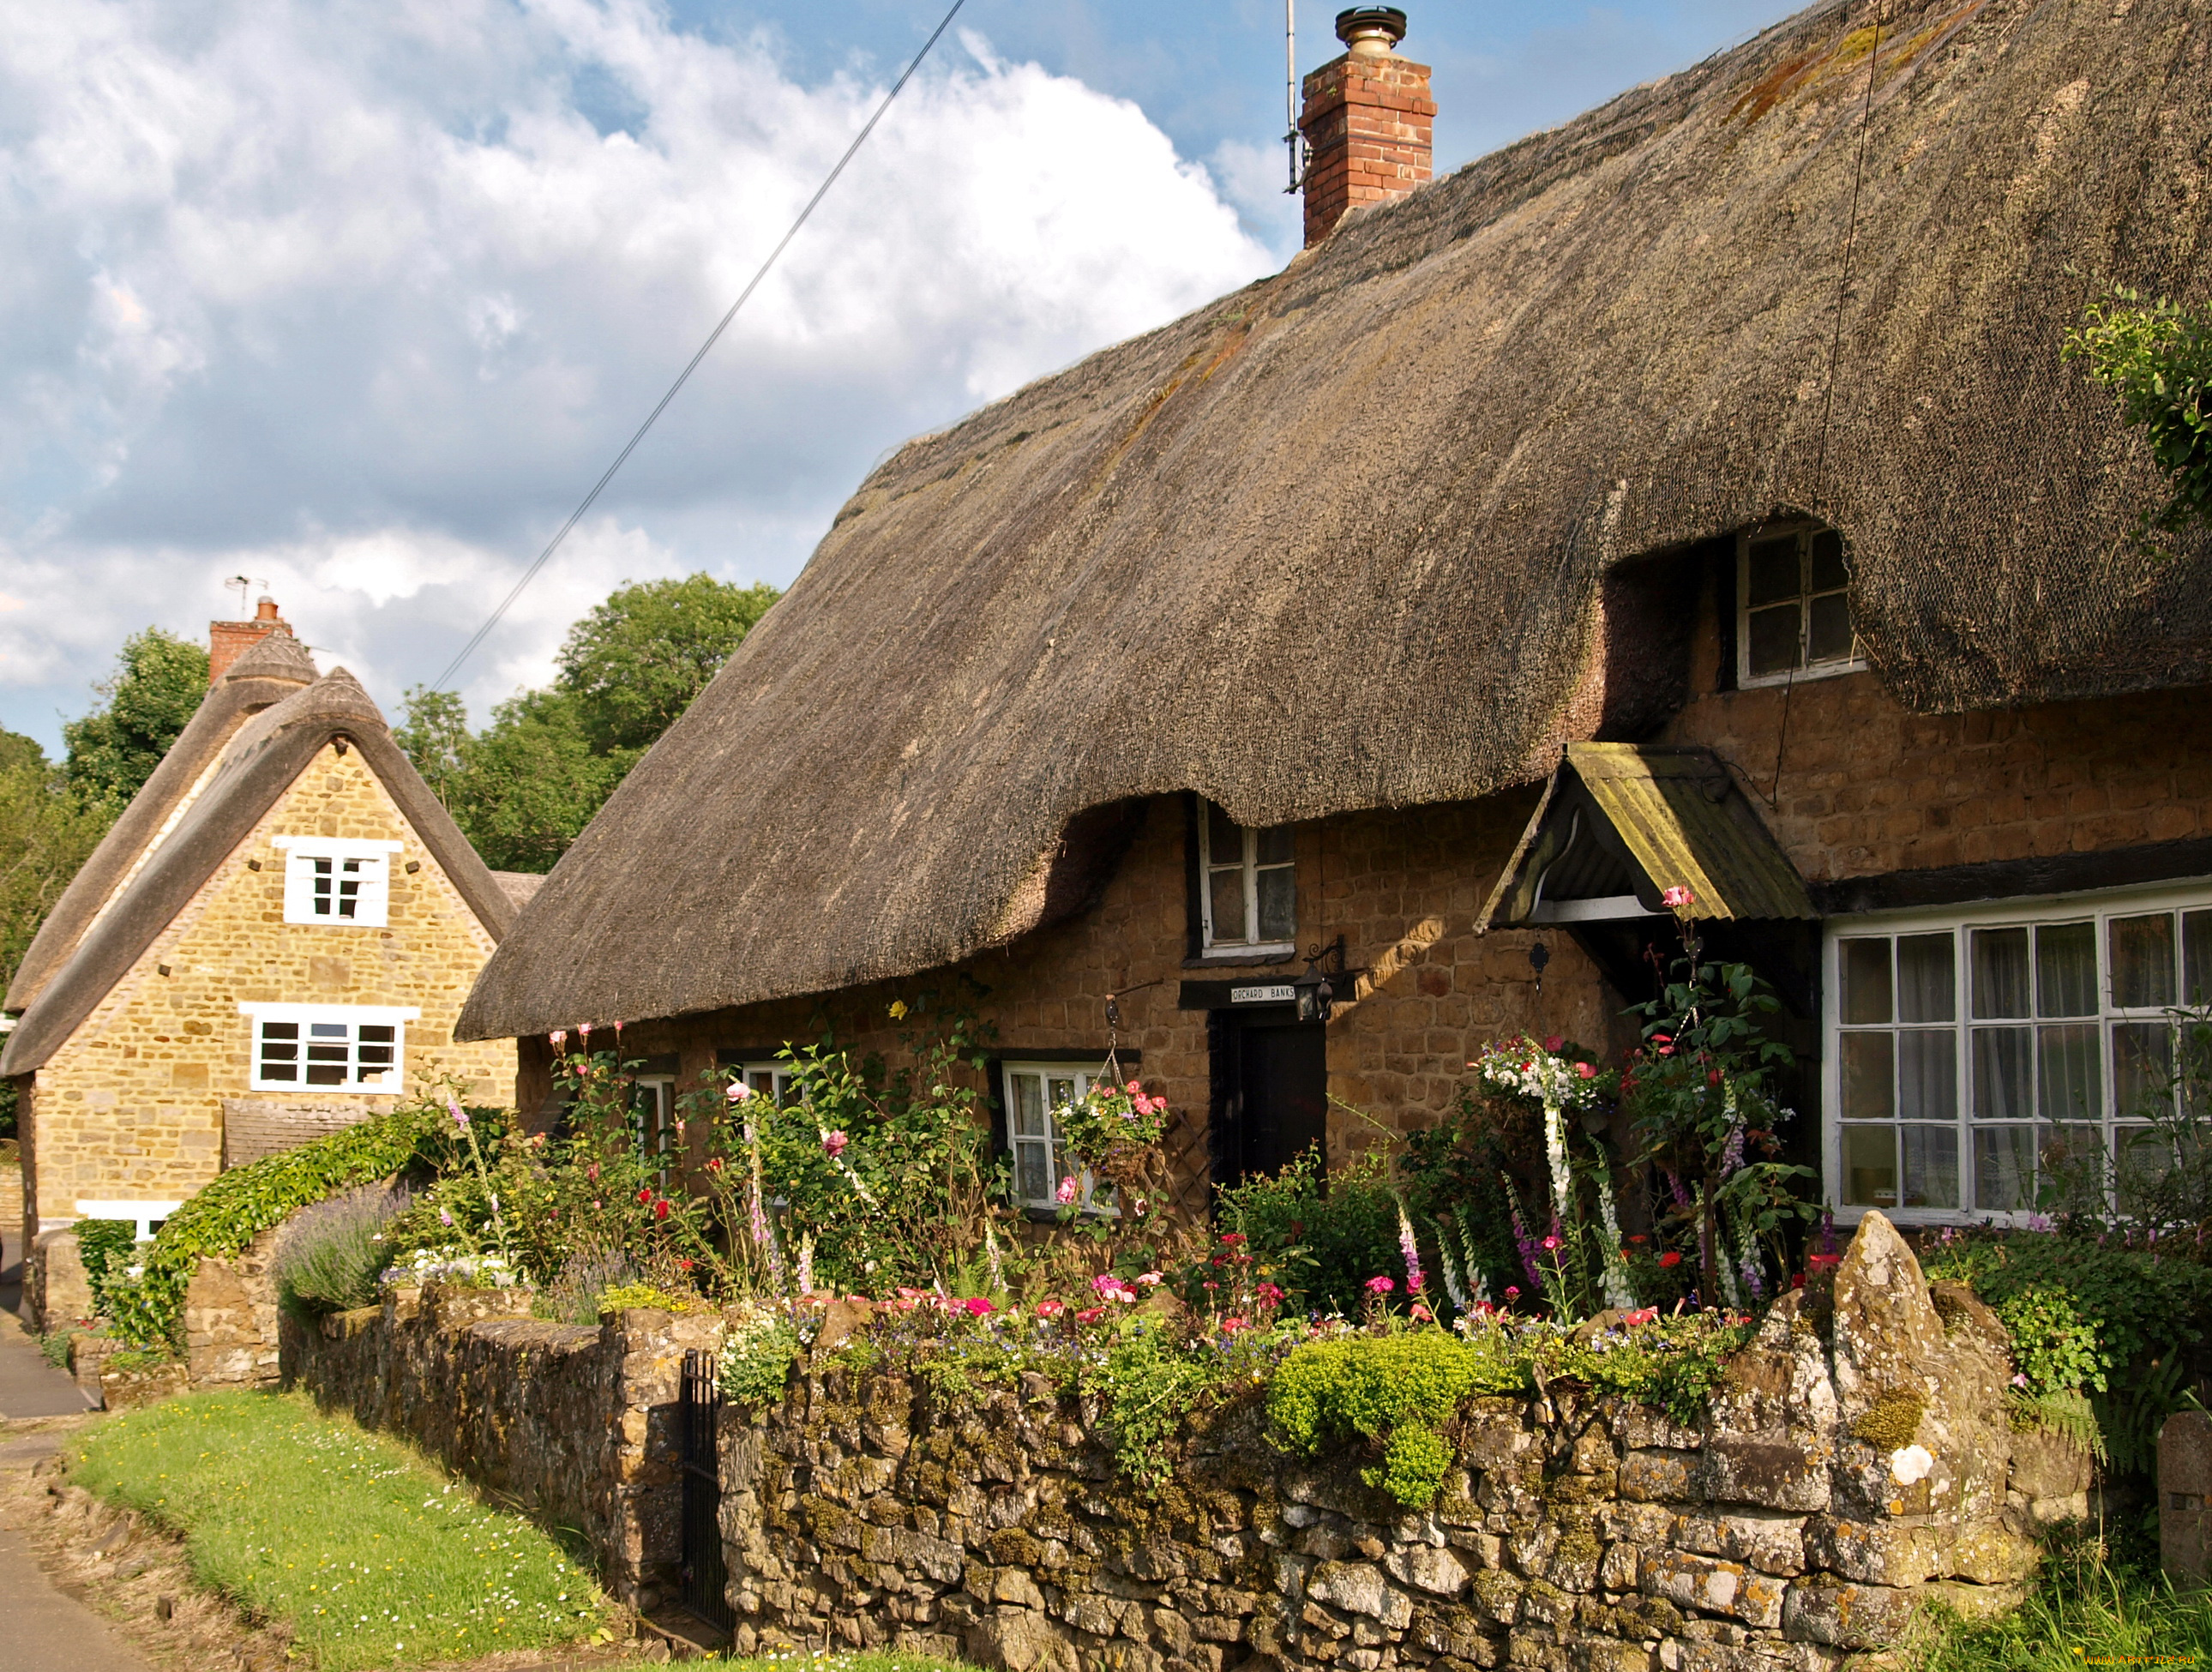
xmin=1543 ymin=1034 xmax=1566 ymax=1053
xmin=963 ymin=1297 xmax=994 ymax=1317
xmin=654 ymin=1200 xmax=671 ymax=1221
xmin=637 ymin=1187 xmax=653 ymax=1204
xmin=1073 ymin=1306 xmax=1106 ymax=1325
xmin=1659 ymin=1251 xmax=1682 ymax=1268
xmin=1218 ymin=1232 xmax=1247 ymax=1246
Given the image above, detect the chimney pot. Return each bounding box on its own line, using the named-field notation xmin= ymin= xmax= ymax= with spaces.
xmin=254 ymin=596 xmax=280 ymax=622
xmin=209 ymin=597 xmax=291 ymax=683
xmin=1336 ymin=7 xmax=1407 ymax=57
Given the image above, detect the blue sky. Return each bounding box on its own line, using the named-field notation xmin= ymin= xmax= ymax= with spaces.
xmin=0 ymin=0 xmax=1803 ymax=752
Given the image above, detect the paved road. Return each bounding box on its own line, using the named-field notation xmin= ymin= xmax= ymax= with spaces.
xmin=0 ymin=1220 xmax=93 ymax=1419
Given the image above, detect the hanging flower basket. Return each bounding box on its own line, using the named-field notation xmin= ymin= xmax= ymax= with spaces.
xmin=1055 ymin=1079 xmax=1170 ymax=1188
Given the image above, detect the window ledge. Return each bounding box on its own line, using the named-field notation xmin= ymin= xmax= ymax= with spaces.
xmin=1737 ymin=659 xmax=1870 ymax=692
xmin=1185 ymin=947 xmax=1299 ymax=968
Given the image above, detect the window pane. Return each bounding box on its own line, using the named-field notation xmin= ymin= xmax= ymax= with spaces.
xmin=1896 ymin=935 xmax=1956 ymax=1024
xmin=1746 ymin=537 xmax=1800 ymax=605
xmin=1255 ymin=826 xmax=1294 ymax=866
xmin=1901 ymin=1125 xmax=1959 ymax=1208
xmin=1808 ymin=528 xmax=1848 ymax=592
xmin=310 ymin=1022 xmax=349 ymax=1037
xmin=1047 ymin=1077 xmax=1075 ymax=1109
xmin=1971 ymin=928 xmax=2031 ymax=1019
xmin=1746 ymin=604 xmax=1800 ymax=676
xmin=1840 ymin=1032 xmax=1895 ymax=1121
xmin=358 ymin=1025 xmax=394 ymax=1043
xmin=2115 ymin=1124 xmax=2173 ymax=1216
xmin=1898 ymin=1031 xmax=1957 ymax=1122
xmin=2113 ymin=1020 xmax=2173 ymax=1121
xmin=1973 ymin=1126 xmax=2035 ymax=1212
xmin=1972 ymin=1026 xmax=2033 ymax=1121
xmin=1014 ymin=1138 xmax=1049 ymax=1204
xmin=2037 ymin=1023 xmax=2102 ymax=1122
xmin=307 ymin=1062 xmax=347 ymax=1086
xmin=1206 ymin=803 xmax=1241 ymax=862
xmin=748 ymin=1071 xmax=776 ymax=1098
xmin=1839 ymin=938 xmax=1892 ymax=1025
xmin=1256 ymin=866 xmax=1295 ymax=942
xmin=2110 ymin=913 xmax=2176 ymax=1009
xmin=2185 ymin=910 xmax=2212 ymax=1004
xmin=262 ymin=1022 xmax=299 ymax=1041
xmin=1806 ymin=592 xmax=1854 ymax=664
xmin=1842 ymin=1125 xmax=1897 ymax=1207
xmin=1209 ymin=868 xmax=1246 ymax=942
xmin=1010 ymin=1074 xmax=1045 ymax=1138
xmin=2035 ymin=922 xmax=2096 ymax=1017
xmin=2037 ymin=1124 xmax=2106 ymax=1208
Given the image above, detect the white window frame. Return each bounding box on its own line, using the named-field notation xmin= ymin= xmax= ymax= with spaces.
xmin=273 ymin=836 xmax=400 ymax=928
xmin=728 ymin=1062 xmax=802 ymax=1104
xmin=239 ymin=1001 xmax=418 ymax=1092
xmin=1736 ymin=520 xmax=1866 ymax=690
xmin=1001 ymin=1062 xmax=1112 ymax=1214
xmin=633 ymin=1074 xmax=680 ymax=1183
xmin=1823 ymin=876 xmax=2212 ymax=1226
xmin=1197 ymin=800 xmax=1296 ymax=959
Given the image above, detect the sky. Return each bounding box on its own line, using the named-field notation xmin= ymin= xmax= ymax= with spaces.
xmin=0 ymin=0 xmax=1806 ymax=754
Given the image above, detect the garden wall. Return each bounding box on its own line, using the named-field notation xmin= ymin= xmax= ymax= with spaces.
xmin=717 ymin=1217 xmax=2083 ymax=1672
xmin=282 ymin=1283 xmax=724 ymax=1609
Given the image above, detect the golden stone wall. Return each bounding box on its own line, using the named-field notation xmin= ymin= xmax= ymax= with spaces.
xmin=26 ymin=743 xmax=513 ymax=1229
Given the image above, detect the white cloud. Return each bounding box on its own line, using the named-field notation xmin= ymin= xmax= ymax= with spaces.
xmin=0 ymin=0 xmax=1273 ymax=744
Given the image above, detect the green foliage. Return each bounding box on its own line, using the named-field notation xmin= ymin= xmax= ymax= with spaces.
xmin=74 ymin=1218 xmax=139 ymax=1315
xmin=273 ymin=1187 xmax=407 ymax=1320
xmin=2006 ymin=1387 xmax=2107 ymax=1465
xmin=594 ymin=1281 xmax=705 ymax=1314
xmin=1268 ymin=1332 xmax=1491 ymax=1507
xmin=1215 ymin=1146 xmax=1401 ymax=1317
xmin=1993 ymin=1285 xmax=2106 ymax=1396
xmin=0 ymin=726 xmax=115 ymax=1006
xmin=532 ymin=1248 xmax=641 ymax=1326
xmin=62 ymin=628 xmax=209 ymax=807
xmin=70 ymin=1392 xmax=608 ymax=1669
xmin=39 ymin=1328 xmax=76 ymax=1368
xmin=105 ymin=1101 xmax=440 ymax=1348
xmin=1081 ymin=1323 xmax=1221 ymax=1495
xmin=1902 ymin=1528 xmax=2212 ymax=1671
xmin=2065 ymin=288 xmax=2212 ymax=545
xmin=1849 ymin=1391 xmax=1928 ymax=1452
xmin=719 ymin=1305 xmax=802 ymax=1407
xmin=394 ymin=573 xmax=779 ymax=872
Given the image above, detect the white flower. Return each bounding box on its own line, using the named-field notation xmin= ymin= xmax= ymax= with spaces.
xmin=1889 ymin=1444 xmax=1935 ymax=1485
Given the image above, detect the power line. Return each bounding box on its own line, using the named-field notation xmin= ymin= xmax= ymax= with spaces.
xmin=431 ymin=0 xmax=969 ymax=694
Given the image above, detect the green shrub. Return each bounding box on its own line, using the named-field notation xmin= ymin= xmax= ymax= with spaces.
xmin=719 ymin=1305 xmax=800 ymax=1407
xmin=1993 ymin=1285 xmax=2105 ymax=1396
xmin=1267 ymin=1332 xmax=1492 ymax=1507
xmin=532 ymin=1248 xmax=642 ymax=1326
xmin=1217 ymin=1147 xmax=1401 ymax=1317
xmin=273 ymin=1186 xmax=407 ymax=1320
xmin=594 ymin=1282 xmax=705 ymax=1315
xmin=74 ymin=1218 xmax=138 ymax=1315
xmin=1085 ymin=1324 xmax=1219 ymax=1495
xmin=105 ymin=1103 xmax=441 ymax=1349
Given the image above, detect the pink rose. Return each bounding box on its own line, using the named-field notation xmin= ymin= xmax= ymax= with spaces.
xmin=1056 ymin=1176 xmax=1079 ymax=1206
xmin=1662 ymin=885 xmax=1695 ymax=910
xmin=1576 ymin=1062 xmax=1597 ymax=1079
xmin=727 ymin=1081 xmax=753 ymax=1102
xmin=822 ymin=1129 xmax=850 ymax=1158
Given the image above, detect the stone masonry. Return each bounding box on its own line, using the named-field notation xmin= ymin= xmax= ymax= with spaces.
xmin=22 ymin=740 xmax=514 ymax=1244
xmin=716 ymin=1215 xmax=2065 ymax=1671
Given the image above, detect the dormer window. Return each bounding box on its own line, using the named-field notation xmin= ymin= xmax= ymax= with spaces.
xmin=1198 ymin=799 xmax=1295 ymax=957
xmin=1738 ymin=520 xmax=1861 ymax=687
xmin=274 ymin=837 xmax=400 ymax=927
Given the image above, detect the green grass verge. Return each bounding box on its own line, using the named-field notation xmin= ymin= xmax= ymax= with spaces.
xmin=1907 ymin=1536 xmax=2212 ymax=1668
xmin=712 ymin=1657 xmax=982 ymax=1672
xmin=69 ymin=1390 xmax=610 ymax=1670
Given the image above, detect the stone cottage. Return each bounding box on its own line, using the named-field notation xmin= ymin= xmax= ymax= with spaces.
xmin=456 ymin=0 xmax=2212 ymax=1229
xmin=3 ymin=605 xmax=538 ymax=1311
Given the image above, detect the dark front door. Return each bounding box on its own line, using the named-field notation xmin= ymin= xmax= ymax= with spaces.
xmin=1211 ymin=1013 xmax=1327 ymax=1191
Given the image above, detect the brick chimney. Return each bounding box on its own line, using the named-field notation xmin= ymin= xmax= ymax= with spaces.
xmin=209 ymin=596 xmax=290 ymax=683
xmin=1299 ymin=8 xmax=1435 ymax=247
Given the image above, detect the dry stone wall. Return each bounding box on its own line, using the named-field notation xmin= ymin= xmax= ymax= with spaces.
xmin=717 ymin=1217 xmax=2064 ymax=1672
xmin=283 ymin=1282 xmax=723 ymax=1608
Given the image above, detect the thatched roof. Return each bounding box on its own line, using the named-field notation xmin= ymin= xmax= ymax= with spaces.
xmin=460 ymin=0 xmax=2212 ymax=1043
xmin=5 ymin=631 xmax=321 ymax=1016
xmin=3 ymin=669 xmax=518 ymax=1077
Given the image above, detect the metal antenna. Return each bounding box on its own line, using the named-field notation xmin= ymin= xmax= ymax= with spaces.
xmin=1283 ymin=0 xmax=1302 ymax=192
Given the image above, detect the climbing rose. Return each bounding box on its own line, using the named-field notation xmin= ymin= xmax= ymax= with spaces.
xmin=727 ymin=1081 xmax=752 ymax=1102
xmin=549 ymin=1029 xmax=567 ymax=1050
xmin=1056 ymin=1176 xmax=1079 ymax=1206
xmin=822 ymin=1130 xmax=850 ymax=1158
xmin=1662 ymin=885 xmax=1695 ymax=909
xmin=1660 ymin=1251 xmax=1683 ymax=1268
xmin=654 ymin=1200 xmax=671 ymax=1221
xmin=637 ymin=1188 xmax=653 ymax=1203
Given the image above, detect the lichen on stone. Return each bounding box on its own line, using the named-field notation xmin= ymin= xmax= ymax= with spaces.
xmin=1849 ymin=1389 xmax=1927 ymax=1452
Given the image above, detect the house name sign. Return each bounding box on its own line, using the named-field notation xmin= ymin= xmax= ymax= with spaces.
xmin=1229 ymin=984 xmax=1295 ymax=1004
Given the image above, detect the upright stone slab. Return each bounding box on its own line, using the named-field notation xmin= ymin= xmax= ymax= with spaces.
xmin=2161 ymin=1410 xmax=2212 ymax=1585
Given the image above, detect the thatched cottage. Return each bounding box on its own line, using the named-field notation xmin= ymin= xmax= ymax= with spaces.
xmin=457 ymin=0 xmax=2212 ymax=1228
xmin=3 ymin=604 xmax=537 ymax=1296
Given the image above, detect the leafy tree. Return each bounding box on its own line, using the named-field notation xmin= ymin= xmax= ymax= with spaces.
xmin=397 ymin=573 xmax=778 ymax=871
xmin=62 ymin=628 xmax=210 ymax=806
xmin=2066 ymin=288 xmax=2212 ymax=546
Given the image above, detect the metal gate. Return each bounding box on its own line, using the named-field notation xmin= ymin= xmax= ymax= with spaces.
xmin=678 ymin=1348 xmax=733 ymax=1632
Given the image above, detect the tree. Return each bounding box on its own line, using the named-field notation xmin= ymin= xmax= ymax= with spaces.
xmin=396 ymin=573 xmax=779 ymax=872
xmin=2066 ymin=289 xmax=2212 ymax=546
xmin=62 ymin=628 xmax=210 ymax=806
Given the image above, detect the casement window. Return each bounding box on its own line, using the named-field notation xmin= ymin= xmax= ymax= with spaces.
xmin=1738 ymin=521 xmax=1862 ymax=688
xmin=728 ymin=1062 xmax=801 ymax=1104
xmin=633 ymin=1074 xmax=680 ymax=1182
xmin=273 ymin=836 xmax=400 ymax=928
xmin=1826 ymin=883 xmax=2212 ymax=1222
xmin=239 ymin=1003 xmax=418 ymax=1092
xmin=1001 ymin=1063 xmax=1107 ymax=1212
xmin=1198 ymin=799 xmax=1295 ymax=957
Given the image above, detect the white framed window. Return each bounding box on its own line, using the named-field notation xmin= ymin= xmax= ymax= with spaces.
xmin=1738 ymin=520 xmax=1862 ymax=689
xmin=728 ymin=1062 xmax=801 ymax=1104
xmin=239 ymin=1002 xmax=418 ymax=1092
xmin=273 ymin=836 xmax=400 ymax=928
xmin=1198 ymin=799 xmax=1295 ymax=957
xmin=633 ymin=1074 xmax=679 ymax=1183
xmin=1825 ymin=881 xmax=2212 ymax=1223
xmin=1001 ymin=1063 xmax=1109 ymax=1212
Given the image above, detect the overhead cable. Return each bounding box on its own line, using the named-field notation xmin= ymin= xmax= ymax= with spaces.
xmin=430 ymin=0 xmax=969 ymax=693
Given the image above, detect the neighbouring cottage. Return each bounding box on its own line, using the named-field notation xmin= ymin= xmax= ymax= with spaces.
xmin=457 ymin=0 xmax=2212 ymax=1231
xmin=2 ymin=600 xmax=539 ymax=1324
